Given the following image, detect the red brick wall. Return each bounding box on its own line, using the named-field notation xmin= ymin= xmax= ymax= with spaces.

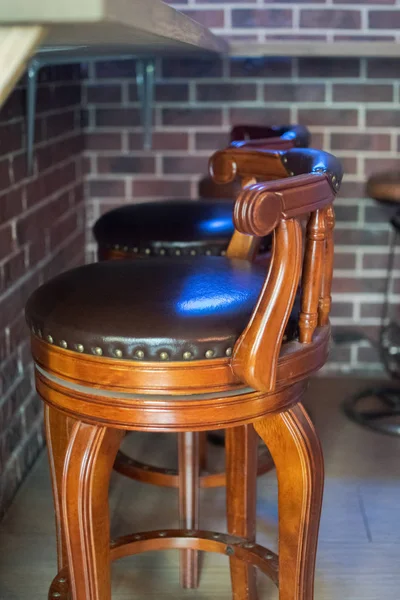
xmin=167 ymin=0 xmax=400 ymax=43
xmin=0 ymin=65 xmax=85 ymax=518
xmin=83 ymin=55 xmax=400 ymax=375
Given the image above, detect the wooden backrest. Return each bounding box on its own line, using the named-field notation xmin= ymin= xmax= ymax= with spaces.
xmin=198 ymin=124 xmax=310 ymax=199
xmin=209 ymin=146 xmax=342 ymax=392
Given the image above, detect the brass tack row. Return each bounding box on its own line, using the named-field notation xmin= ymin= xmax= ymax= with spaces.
xmin=108 ymin=244 xmax=227 ymax=257
xmin=32 ymin=327 xmax=233 ymax=361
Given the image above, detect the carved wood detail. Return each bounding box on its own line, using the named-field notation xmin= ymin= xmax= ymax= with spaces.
xmin=318 ymin=205 xmax=335 ymax=327
xmin=254 ymin=404 xmax=324 ymax=600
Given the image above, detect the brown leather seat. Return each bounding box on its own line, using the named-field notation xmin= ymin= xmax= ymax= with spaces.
xmin=94 ymin=199 xmax=270 ymax=257
xmin=366 ymin=171 xmax=400 ymax=204
xmin=26 ymin=257 xmax=298 ymax=363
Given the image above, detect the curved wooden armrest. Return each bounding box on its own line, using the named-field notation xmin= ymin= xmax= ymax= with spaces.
xmin=209 ymin=148 xmax=287 ymax=185
xmin=209 ymin=147 xmax=343 ymax=191
xmin=233 ymin=173 xmax=336 ymax=238
xmin=207 ymin=144 xmax=342 ymax=392
xmin=229 ymin=172 xmax=339 ymax=393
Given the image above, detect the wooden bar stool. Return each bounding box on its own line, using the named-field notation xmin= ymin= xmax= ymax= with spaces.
xmin=94 ymin=124 xmax=310 ymax=262
xmin=26 ymin=145 xmax=342 ymax=600
xmin=92 ymin=126 xmax=310 ymax=588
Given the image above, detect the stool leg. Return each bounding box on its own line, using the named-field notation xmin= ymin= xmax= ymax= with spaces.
xmin=45 ymin=405 xmax=74 ymax=572
xmin=226 ymin=425 xmax=258 ymax=600
xmin=178 ymin=431 xmax=200 ymax=589
xmin=61 ymin=420 xmax=124 ymax=600
xmin=254 ymin=403 xmax=324 ymax=600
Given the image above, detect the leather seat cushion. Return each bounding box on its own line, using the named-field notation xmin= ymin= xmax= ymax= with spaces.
xmin=26 ymin=257 xmax=297 ymax=362
xmin=94 ymin=199 xmax=271 ymax=256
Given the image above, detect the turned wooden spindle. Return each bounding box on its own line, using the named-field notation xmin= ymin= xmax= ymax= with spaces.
xmin=318 ymin=205 xmax=335 ymax=327
xmin=178 ymin=432 xmax=200 ymax=589
xmin=299 ymin=209 xmax=327 ymax=344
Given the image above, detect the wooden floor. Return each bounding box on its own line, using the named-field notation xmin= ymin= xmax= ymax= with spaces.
xmin=1 ymin=377 xmax=399 ymax=599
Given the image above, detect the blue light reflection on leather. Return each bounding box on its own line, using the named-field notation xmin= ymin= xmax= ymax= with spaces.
xmin=198 ymin=208 xmax=233 ymax=236
xmin=281 ymin=130 xmax=295 ymax=140
xmin=176 ymin=270 xmax=261 ymax=317
xmin=198 ymin=217 xmax=233 ymax=235
xmin=312 ymin=161 xmax=327 ymax=173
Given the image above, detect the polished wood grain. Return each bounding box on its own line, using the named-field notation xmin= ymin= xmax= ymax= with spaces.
xmin=62 ymin=421 xmax=124 ymax=600
xmin=178 ymin=432 xmax=200 ymax=589
xmin=226 ymin=425 xmax=258 ymax=600
xmin=233 ymin=219 xmax=302 ymax=393
xmin=254 ymin=404 xmax=324 ymax=600
xmin=4 ymin=376 xmax=399 ymax=600
xmin=113 ymin=444 xmax=273 ymax=489
xmin=318 ymin=206 xmax=335 ymax=327
xmin=226 ymin=176 xmax=260 ymax=261
xmin=35 ymin=363 xmax=309 ymax=431
xmin=45 ymin=405 xmax=72 ymax=572
xmin=299 ymin=209 xmax=326 ymax=344
xmin=47 ymin=529 xmax=280 ymax=600
xmin=209 ymin=149 xmax=288 ymax=187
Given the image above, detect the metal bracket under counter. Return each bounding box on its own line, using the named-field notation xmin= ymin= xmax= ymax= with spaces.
xmin=26 ymin=49 xmax=155 ymax=174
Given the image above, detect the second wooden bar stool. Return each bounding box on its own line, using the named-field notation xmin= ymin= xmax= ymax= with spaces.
xmin=26 ymin=145 xmax=341 ymax=600
xmin=94 ymin=124 xmax=310 ymax=262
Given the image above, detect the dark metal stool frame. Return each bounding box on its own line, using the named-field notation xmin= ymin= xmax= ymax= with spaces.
xmin=343 ymin=209 xmax=400 ymax=436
